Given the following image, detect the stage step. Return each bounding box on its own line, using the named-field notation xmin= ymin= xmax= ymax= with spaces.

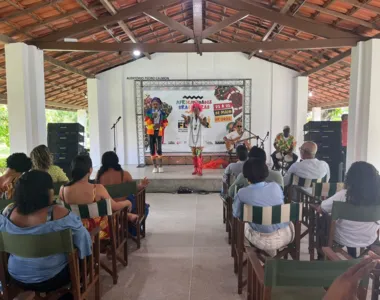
xmin=146 ymin=177 xmax=221 ymax=193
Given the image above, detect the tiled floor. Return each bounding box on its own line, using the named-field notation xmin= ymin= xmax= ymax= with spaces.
xmin=100 ymin=193 xmax=245 ymax=300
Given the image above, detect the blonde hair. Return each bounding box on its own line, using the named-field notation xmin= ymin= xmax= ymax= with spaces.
xmin=30 ymin=145 xmax=53 ymax=171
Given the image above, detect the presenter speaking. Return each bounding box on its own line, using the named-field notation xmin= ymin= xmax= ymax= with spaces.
xmin=182 ymin=102 xmax=210 ymax=176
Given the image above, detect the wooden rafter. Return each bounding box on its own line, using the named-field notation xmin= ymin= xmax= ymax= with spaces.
xmin=33 ymin=37 xmax=363 ymax=52
xmin=193 ymin=0 xmax=203 ymax=54
xmin=202 ymin=11 xmax=249 ymax=38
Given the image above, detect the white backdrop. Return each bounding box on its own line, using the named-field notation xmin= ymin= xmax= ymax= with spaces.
xmin=143 ymin=85 xmax=245 ymax=153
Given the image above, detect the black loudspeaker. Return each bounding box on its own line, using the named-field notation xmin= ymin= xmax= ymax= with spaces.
xmin=48 ymin=123 xmax=85 ymax=179
xmin=304 ymin=121 xmax=343 ymax=182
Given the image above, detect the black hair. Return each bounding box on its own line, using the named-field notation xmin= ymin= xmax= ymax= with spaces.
xmin=65 ymin=155 xmax=92 ymax=186
xmin=236 ymin=145 xmax=248 ymax=161
xmin=6 ymin=153 xmax=32 ymax=173
xmin=248 ymin=146 xmax=267 ymax=161
xmin=345 ymin=161 xmax=380 ymax=206
xmin=13 ymin=170 xmax=53 ymax=215
xmin=96 ymin=151 xmax=122 ymax=182
xmin=243 ymin=158 xmax=269 ymax=184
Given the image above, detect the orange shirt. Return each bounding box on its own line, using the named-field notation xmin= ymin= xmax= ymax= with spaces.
xmin=342 ymin=120 xmax=348 ymax=147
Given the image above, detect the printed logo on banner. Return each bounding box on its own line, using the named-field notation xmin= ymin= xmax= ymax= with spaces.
xmin=214 ymin=102 xmax=233 ymax=123
xmin=178 ymin=120 xmax=188 ymax=133
xmin=176 ymin=99 xmax=212 ymax=111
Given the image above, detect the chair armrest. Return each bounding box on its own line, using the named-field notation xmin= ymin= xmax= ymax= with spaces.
xmin=246 ymin=248 xmax=264 ymax=285
xmin=135 ymin=189 xmax=146 ymax=219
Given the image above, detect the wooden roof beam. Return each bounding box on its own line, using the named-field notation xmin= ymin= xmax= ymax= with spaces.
xmin=99 ymin=0 xmax=151 ymax=59
xmin=339 ymin=0 xmax=380 ymax=15
xmin=193 ymin=0 xmax=203 ymax=55
xmin=144 ymin=9 xmax=195 ymax=39
xmin=202 ymin=11 xmax=249 ymax=38
xmin=34 ymin=0 xmax=179 ymax=42
xmin=33 ymin=37 xmax=363 ymax=53
xmin=248 ymin=0 xmax=297 ymax=59
xmin=211 ymin=0 xmax=359 ymax=38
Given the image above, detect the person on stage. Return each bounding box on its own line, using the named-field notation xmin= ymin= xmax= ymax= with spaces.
xmin=182 ymin=102 xmax=209 ymax=176
xmin=145 ymin=97 xmax=168 ymax=173
xmin=271 ymin=125 xmax=298 ymax=171
xmin=223 ymin=120 xmax=251 ymax=152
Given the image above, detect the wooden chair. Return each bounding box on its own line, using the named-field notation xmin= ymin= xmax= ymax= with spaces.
xmin=105 ymin=181 xmax=147 ymax=249
xmin=233 ymin=202 xmax=303 ymax=294
xmin=221 ymin=174 xmax=235 ymax=244
xmin=60 ymin=199 xmax=128 ymax=285
xmin=0 ymin=228 xmax=100 ymax=300
xmin=326 ymin=202 xmax=380 ymax=258
xmin=286 ymin=174 xmax=327 ymax=203
xmin=312 ymin=182 xmax=345 ymax=200
xmin=246 ymin=247 xmax=368 ymax=300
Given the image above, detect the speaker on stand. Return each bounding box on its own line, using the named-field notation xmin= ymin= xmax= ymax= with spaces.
xmin=303 ymin=121 xmax=344 ymax=182
xmin=47 ymin=123 xmax=85 ymax=180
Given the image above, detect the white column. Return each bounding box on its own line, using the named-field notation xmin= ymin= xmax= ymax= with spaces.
xmin=5 ymin=43 xmax=47 ymax=154
xmin=77 ymin=109 xmax=87 ymax=147
xmin=347 ymin=39 xmax=380 ymax=171
xmin=293 ymin=76 xmax=309 ymax=151
xmin=312 ymin=107 xmax=322 ymax=121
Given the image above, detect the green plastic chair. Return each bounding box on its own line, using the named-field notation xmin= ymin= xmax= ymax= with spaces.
xmin=58 ymin=198 xmax=128 ymax=285
xmin=0 ymin=229 xmax=100 ymax=300
xmin=234 ymin=202 xmax=303 ymax=294
xmin=246 ymin=248 xmax=368 ymax=300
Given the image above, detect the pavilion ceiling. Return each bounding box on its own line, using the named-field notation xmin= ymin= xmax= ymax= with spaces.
xmin=0 ymin=0 xmax=379 ymax=110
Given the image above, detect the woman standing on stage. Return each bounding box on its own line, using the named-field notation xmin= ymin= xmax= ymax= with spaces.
xmin=182 ymin=102 xmax=209 ymax=176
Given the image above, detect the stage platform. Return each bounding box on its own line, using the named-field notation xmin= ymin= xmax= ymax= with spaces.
xmin=92 ymin=165 xmax=224 ymax=193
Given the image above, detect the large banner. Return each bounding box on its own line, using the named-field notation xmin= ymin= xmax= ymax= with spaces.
xmin=143 ymin=85 xmax=246 ymax=153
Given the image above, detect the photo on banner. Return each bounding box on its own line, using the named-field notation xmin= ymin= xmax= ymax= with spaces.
xmin=142 ymin=85 xmax=245 ymax=153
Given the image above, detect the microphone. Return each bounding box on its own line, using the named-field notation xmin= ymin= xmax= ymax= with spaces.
xmin=117 ymin=116 xmax=121 ymax=122
xmin=266 ymin=131 xmax=269 ymax=138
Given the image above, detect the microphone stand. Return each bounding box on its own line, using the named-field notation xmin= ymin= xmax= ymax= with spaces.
xmin=111 ymin=117 xmax=121 ymax=152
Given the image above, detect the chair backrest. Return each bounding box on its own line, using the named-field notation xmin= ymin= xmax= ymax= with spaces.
xmin=242 ymin=203 xmax=302 ymax=224
xmin=264 ymin=258 xmax=366 ymax=287
xmin=53 ymin=182 xmax=66 ymax=196
xmin=105 ymin=181 xmax=137 ymax=199
xmin=0 ymin=199 xmax=13 ymax=212
xmin=331 ymin=202 xmax=380 ymax=222
xmin=312 ymin=182 xmax=344 ymax=199
xmin=290 ymin=174 xmax=327 ymax=188
xmin=58 ymin=198 xmax=113 ymax=218
xmin=0 ymin=229 xmax=74 ymax=258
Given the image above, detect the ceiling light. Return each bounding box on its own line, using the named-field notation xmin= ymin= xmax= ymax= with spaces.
xmin=63 ymin=38 xmax=78 ymax=42
xmin=309 ymin=91 xmax=313 ymax=97
xmin=259 ymin=49 xmax=263 ymax=53
xmin=133 ymin=50 xmax=141 ymax=57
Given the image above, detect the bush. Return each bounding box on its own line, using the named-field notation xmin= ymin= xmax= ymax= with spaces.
xmin=0 ymin=158 xmax=6 ymax=175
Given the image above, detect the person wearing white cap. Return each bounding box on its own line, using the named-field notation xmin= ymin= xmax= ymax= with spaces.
xmin=271 ymin=126 xmax=298 ymax=171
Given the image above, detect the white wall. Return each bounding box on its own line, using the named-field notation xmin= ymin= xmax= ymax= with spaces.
xmin=92 ymin=51 xmax=300 ymax=166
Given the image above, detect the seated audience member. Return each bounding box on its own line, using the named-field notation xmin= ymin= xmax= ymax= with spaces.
xmin=0 ymin=153 xmax=32 ymax=200
xmin=284 ymin=141 xmax=330 ymax=193
xmin=0 ymin=170 xmax=91 ymax=299
xmin=318 ymin=161 xmax=380 ymax=258
xmin=233 ymin=159 xmax=294 ymax=256
xmin=96 ymin=151 xmax=149 ymax=194
xmin=228 ymin=146 xmax=283 ymax=197
xmin=60 ymin=155 xmax=136 ymax=240
xmin=223 ymin=145 xmax=248 ymax=183
xmin=30 ymin=145 xmax=69 ymax=183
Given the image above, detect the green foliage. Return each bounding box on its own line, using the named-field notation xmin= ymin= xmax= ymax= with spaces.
xmin=0 ymin=157 xmax=6 ymax=175
xmin=46 ymin=109 xmax=77 ymax=124
xmin=0 ymin=105 xmax=10 ymax=147
xmin=322 ymin=107 xmax=349 ymax=121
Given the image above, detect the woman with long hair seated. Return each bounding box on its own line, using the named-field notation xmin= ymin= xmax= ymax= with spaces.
xmin=319 ymin=161 xmax=380 ymax=257
xmin=0 ymin=170 xmax=91 ymax=299
xmin=96 ymin=151 xmax=149 ymax=194
xmin=0 ymin=153 xmax=32 ymax=200
xmin=30 ymin=145 xmax=69 ymax=183
xmin=232 ymin=158 xmax=294 ymax=256
xmin=59 ymin=155 xmax=136 ymax=240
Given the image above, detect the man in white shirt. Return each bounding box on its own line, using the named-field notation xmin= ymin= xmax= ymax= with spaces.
xmin=223 ymin=120 xmax=251 ymax=152
xmin=284 ymin=141 xmax=330 ymax=193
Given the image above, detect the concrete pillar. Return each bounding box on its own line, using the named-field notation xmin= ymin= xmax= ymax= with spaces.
xmin=293 ymin=76 xmax=309 ymax=152
xmin=312 ymin=107 xmax=322 ymax=121
xmin=87 ymin=78 xmax=109 ymax=166
xmin=5 ymin=43 xmax=47 ymax=154
xmin=347 ymin=39 xmax=380 ymax=171
xmin=77 ymin=109 xmax=87 ymax=147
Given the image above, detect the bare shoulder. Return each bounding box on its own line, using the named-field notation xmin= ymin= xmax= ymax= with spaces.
xmin=53 ymin=205 xmax=70 ymax=220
